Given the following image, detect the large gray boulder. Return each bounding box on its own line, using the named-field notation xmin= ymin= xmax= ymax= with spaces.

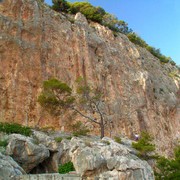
xmin=6 ymin=134 xmax=50 ymax=173
xmin=0 ymin=152 xmax=26 ymax=180
xmin=61 ymin=136 xmax=154 ymax=179
xmin=32 ymin=130 xmax=58 ymax=151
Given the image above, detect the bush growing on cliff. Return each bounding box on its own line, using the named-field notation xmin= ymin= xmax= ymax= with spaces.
xmin=72 ymin=121 xmax=90 ymax=137
xmin=52 ymin=0 xmax=70 ymax=12
xmin=0 ymin=140 xmax=8 ymax=147
xmin=114 ymin=136 xmax=122 ymax=144
xmin=127 ymin=33 xmax=148 ymax=48
xmin=54 ymin=137 xmax=63 ymax=142
xmin=0 ymin=122 xmax=31 ymax=136
xmin=102 ymin=13 xmax=132 ymax=34
xmin=155 ymin=146 xmax=180 ymax=180
xmin=127 ymin=33 xmax=171 ymax=63
xmin=68 ymin=2 xmax=106 ymax=23
xmin=132 ymin=131 xmax=155 ymax=159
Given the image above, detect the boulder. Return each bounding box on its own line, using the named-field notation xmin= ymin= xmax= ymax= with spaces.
xmin=74 ymin=12 xmax=88 ymax=26
xmin=72 ymin=146 xmax=106 ymax=176
xmin=6 ymin=134 xmax=50 ymax=173
xmin=0 ymin=152 xmax=26 ymax=180
xmin=32 ymin=130 xmax=58 ymax=151
xmin=60 ymin=136 xmax=154 ymax=179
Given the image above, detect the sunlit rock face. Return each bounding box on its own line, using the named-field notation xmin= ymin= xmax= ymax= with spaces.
xmin=0 ymin=0 xmax=179 ymax=155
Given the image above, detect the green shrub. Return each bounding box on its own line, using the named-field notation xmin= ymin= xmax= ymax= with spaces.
xmin=155 ymin=146 xmax=180 ymax=180
xmin=68 ymin=2 xmax=105 ymax=23
xmin=72 ymin=121 xmax=90 ymax=137
xmin=52 ymin=0 xmax=70 ymax=13
xmin=54 ymin=137 xmax=63 ymax=142
xmin=66 ymin=136 xmax=72 ymax=140
xmin=132 ymin=131 xmax=155 ymax=160
xmin=58 ymin=161 xmax=75 ymax=174
xmin=0 ymin=140 xmax=8 ymax=147
xmin=127 ymin=33 xmax=173 ymax=64
xmin=127 ymin=33 xmax=148 ymax=48
xmin=102 ymin=140 xmax=110 ymax=145
xmin=114 ymin=136 xmax=122 ymax=144
xmin=0 ymin=122 xmax=32 ymax=136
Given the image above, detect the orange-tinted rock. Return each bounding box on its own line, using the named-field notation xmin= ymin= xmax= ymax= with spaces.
xmin=0 ymin=0 xmax=179 ymax=155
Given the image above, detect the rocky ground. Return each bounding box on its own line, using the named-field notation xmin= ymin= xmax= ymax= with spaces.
xmin=0 ymin=130 xmax=154 ymax=180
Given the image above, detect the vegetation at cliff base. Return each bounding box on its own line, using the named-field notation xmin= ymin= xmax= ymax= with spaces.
xmin=51 ymin=0 xmax=175 ymax=65
xmin=155 ymin=146 xmax=180 ymax=180
xmin=54 ymin=137 xmax=63 ymax=142
xmin=58 ymin=161 xmax=75 ymax=174
xmin=0 ymin=122 xmax=32 ymax=136
xmin=0 ymin=140 xmax=8 ymax=147
xmin=114 ymin=136 xmax=122 ymax=144
xmin=132 ymin=131 xmax=155 ymax=160
xmin=72 ymin=121 xmax=90 ymax=137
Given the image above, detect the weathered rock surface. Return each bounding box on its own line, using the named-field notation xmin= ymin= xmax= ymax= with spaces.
xmin=6 ymin=134 xmax=50 ymax=173
xmin=0 ymin=152 xmax=26 ymax=180
xmin=60 ymin=136 xmax=154 ymax=179
xmin=1 ymin=132 xmax=154 ymax=179
xmin=32 ymin=130 xmax=58 ymax=151
xmin=0 ymin=0 xmax=179 ymax=155
xmin=14 ymin=173 xmax=81 ymax=180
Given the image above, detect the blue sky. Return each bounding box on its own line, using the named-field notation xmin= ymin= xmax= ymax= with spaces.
xmin=45 ymin=0 xmax=180 ymax=65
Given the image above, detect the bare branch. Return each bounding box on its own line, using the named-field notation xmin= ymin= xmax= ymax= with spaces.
xmin=71 ymin=107 xmax=100 ymax=125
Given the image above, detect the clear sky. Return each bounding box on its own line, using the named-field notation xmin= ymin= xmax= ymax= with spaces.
xmin=45 ymin=0 xmax=180 ymax=65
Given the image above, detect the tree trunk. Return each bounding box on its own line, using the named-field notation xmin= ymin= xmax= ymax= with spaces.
xmin=100 ymin=117 xmax=105 ymax=138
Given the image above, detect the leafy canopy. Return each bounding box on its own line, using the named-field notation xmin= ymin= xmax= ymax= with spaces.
xmin=38 ymin=78 xmax=75 ymax=115
xmin=69 ymin=2 xmax=106 ymax=23
xmin=52 ymin=0 xmax=70 ymax=12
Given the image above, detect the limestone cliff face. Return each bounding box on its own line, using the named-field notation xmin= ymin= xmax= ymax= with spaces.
xmin=0 ymin=0 xmax=179 ymax=155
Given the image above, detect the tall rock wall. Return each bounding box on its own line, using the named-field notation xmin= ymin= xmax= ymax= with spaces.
xmin=0 ymin=0 xmax=179 ymax=155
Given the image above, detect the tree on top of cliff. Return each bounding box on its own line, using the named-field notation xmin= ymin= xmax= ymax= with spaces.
xmin=52 ymin=0 xmax=70 ymax=12
xmin=51 ymin=0 xmax=131 ymax=34
xmin=68 ymin=2 xmax=106 ymax=23
xmin=38 ymin=78 xmax=109 ymax=138
xmin=50 ymin=0 xmax=174 ymax=64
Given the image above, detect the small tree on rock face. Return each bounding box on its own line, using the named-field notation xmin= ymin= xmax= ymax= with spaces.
xmin=74 ymin=77 xmax=108 ymax=138
xmin=38 ymin=78 xmax=75 ymax=116
xmin=132 ymin=131 xmax=155 ymax=159
xmin=38 ymin=78 xmax=108 ymax=138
